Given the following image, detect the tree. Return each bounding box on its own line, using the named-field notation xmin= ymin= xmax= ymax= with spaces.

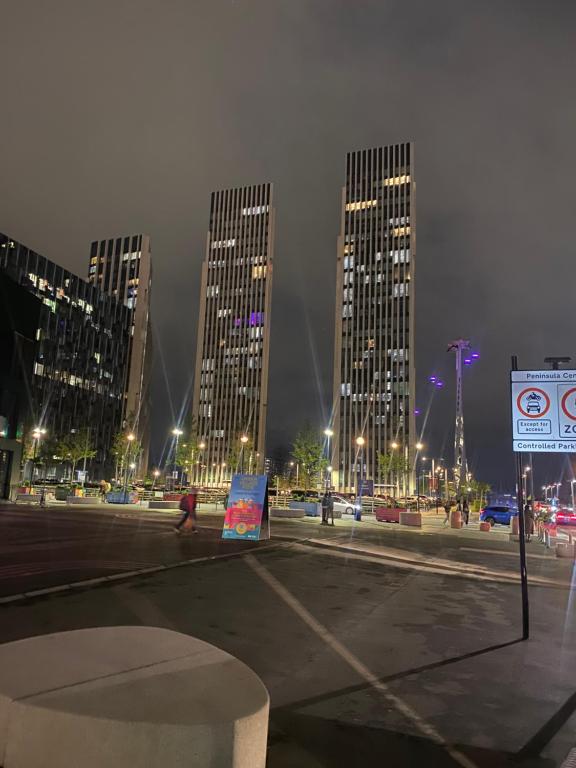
xmin=57 ymin=429 xmax=96 ymax=480
xmin=377 ymin=451 xmax=410 ymax=495
xmin=292 ymin=427 xmax=328 ymax=490
xmin=110 ymin=430 xmax=141 ymax=479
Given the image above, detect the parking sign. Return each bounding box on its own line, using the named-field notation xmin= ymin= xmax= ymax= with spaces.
xmin=511 ymin=370 xmax=576 ymax=452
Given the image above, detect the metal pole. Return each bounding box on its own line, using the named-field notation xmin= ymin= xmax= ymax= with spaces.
xmin=571 ymin=480 xmax=575 ymax=511
xmin=512 ymin=354 xmax=530 ymax=641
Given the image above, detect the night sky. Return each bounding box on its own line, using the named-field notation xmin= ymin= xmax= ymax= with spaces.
xmin=1 ymin=1 xmax=575 ymax=488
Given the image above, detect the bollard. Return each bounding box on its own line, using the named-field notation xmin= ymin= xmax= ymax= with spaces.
xmin=450 ymin=509 xmax=462 ymax=529
xmin=556 ymin=542 xmax=576 ymax=559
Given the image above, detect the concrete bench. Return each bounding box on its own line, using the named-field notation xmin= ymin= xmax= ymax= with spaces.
xmin=148 ymin=500 xmax=180 ymax=510
xmin=66 ymin=495 xmax=100 ymax=505
xmin=0 ymin=626 xmax=269 ymax=768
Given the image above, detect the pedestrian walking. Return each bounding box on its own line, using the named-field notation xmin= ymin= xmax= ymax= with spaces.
xmin=174 ymin=488 xmax=199 ymax=534
xmin=524 ymin=502 xmax=535 ymax=542
xmin=462 ymin=498 xmax=470 ymax=526
xmin=443 ymin=499 xmax=451 ymax=526
xmin=321 ymin=491 xmax=330 ymax=525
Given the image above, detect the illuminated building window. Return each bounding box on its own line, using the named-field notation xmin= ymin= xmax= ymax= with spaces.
xmin=383 ymin=174 xmax=410 ymax=187
xmin=34 ymin=362 xmax=44 ymax=376
xmin=242 ymin=205 xmax=268 ymax=216
xmin=343 ymin=245 xmax=354 ymax=254
xmin=252 ymin=265 xmax=267 ymax=279
xmin=392 ymin=226 xmax=411 ymax=237
xmin=341 ymin=383 xmax=351 ymax=396
xmin=343 ymin=255 xmax=354 ymax=270
xmin=211 ymin=238 xmax=236 ymax=249
xmin=345 ymin=199 xmax=378 ymax=212
xmin=207 ymin=285 xmax=219 ymax=298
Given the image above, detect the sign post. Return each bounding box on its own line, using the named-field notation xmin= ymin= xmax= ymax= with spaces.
xmin=511 ymin=356 xmax=530 ymax=640
xmin=222 ymin=474 xmax=269 ymax=541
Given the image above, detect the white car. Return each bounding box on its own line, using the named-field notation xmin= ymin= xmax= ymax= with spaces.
xmin=331 ymin=495 xmax=361 ymax=516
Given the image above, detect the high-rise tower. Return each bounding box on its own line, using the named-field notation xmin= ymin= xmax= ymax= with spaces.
xmin=88 ymin=234 xmax=152 ymax=471
xmin=192 ymin=184 xmax=274 ymax=484
xmin=332 ymin=144 xmax=416 ymax=493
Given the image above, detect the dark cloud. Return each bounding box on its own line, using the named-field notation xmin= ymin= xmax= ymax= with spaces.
xmin=1 ymin=0 xmax=575 ymax=485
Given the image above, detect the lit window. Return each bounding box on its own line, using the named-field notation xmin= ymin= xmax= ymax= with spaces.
xmin=342 ymin=304 xmax=353 ymax=319
xmin=242 ymin=205 xmax=268 ymax=216
xmin=34 ymin=362 xmax=44 ymax=376
xmin=211 ymin=238 xmax=236 ymax=249
xmin=383 ymin=174 xmax=410 ymax=187
xmin=345 ymin=199 xmax=378 ymax=212
xmin=392 ymin=226 xmax=411 ymax=237
xmin=343 ymin=245 xmax=354 ymax=254
xmin=252 ymin=265 xmax=267 ymax=279
xmin=207 ymin=285 xmax=219 ymax=298
xmin=341 ymin=383 xmax=351 ymax=396
xmin=343 ymin=255 xmax=354 ymax=270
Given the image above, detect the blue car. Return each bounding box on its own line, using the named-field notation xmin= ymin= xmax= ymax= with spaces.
xmin=480 ymin=504 xmax=518 ymax=526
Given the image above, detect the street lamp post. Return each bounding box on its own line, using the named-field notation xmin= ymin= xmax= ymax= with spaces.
xmin=122 ymin=433 xmax=135 ymax=502
xmin=570 ymin=480 xmax=576 ymax=511
xmin=240 ymin=435 xmax=249 ymax=474
xmin=151 ymin=469 xmax=160 ymax=491
xmin=29 ymin=427 xmax=47 ymax=487
xmin=324 ymin=428 xmax=333 ymax=490
xmin=355 ymin=436 xmax=365 ymax=517
xmin=172 ymin=428 xmax=183 ymax=487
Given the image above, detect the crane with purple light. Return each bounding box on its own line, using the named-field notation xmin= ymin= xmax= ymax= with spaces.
xmin=447 ymin=340 xmax=480 ymax=495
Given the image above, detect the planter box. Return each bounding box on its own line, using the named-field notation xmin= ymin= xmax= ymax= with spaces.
xmin=148 ymin=500 xmax=180 ymax=510
xmin=375 ymin=507 xmax=402 ymax=524
xmin=289 ymin=501 xmax=321 ymax=517
xmin=271 ymin=507 xmax=305 ymax=518
xmin=399 ymin=510 xmax=422 ymax=527
xmin=15 ymin=494 xmax=41 ymax=504
xmin=450 ymin=510 xmax=462 ymax=529
xmin=479 ymin=521 xmax=491 ymax=532
xmin=106 ymin=491 xmax=139 ymax=504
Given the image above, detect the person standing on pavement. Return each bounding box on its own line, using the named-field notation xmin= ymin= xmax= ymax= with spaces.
xmin=321 ymin=491 xmax=329 ymax=525
xmin=327 ymin=491 xmax=335 ymax=526
xmin=174 ymin=488 xmax=199 ymax=534
xmin=524 ymin=501 xmax=535 ymax=542
xmin=443 ymin=498 xmax=451 ymax=526
xmin=462 ymin=498 xmax=470 ymax=526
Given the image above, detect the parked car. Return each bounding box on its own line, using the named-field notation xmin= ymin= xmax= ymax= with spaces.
xmin=331 ymin=495 xmax=361 ymax=516
xmin=554 ymin=508 xmax=576 ymax=526
xmin=479 ymin=505 xmax=518 ymax=526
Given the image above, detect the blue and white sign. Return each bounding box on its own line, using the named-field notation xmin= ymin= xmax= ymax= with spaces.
xmin=511 ymin=370 xmax=576 ymax=452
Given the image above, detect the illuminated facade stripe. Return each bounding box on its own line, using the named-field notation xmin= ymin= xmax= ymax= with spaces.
xmin=192 ymin=184 xmax=274 ymax=482
xmin=332 ymin=144 xmax=416 ymax=492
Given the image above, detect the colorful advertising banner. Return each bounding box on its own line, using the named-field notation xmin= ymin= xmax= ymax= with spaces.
xmin=222 ymin=474 xmax=269 ymax=541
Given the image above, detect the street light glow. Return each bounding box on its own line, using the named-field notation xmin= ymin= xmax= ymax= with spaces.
xmin=390 ymin=441 xmax=399 ymax=449
xmin=172 ymin=428 xmax=183 ymax=437
xmin=356 ymin=436 xmax=365 ymax=447
xmin=240 ymin=435 xmax=249 ymax=444
xmin=324 ymin=428 xmax=334 ymax=437
xmin=127 ymin=433 xmax=135 ymax=441
xmin=415 ymin=442 xmax=424 ymax=451
xmin=198 ymin=442 xmax=206 ymax=449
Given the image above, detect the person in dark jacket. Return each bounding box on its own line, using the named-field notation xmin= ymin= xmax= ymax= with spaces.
xmin=524 ymin=502 xmax=535 ymax=542
xmin=321 ymin=492 xmax=330 ymax=525
xmin=174 ymin=489 xmax=198 ymax=534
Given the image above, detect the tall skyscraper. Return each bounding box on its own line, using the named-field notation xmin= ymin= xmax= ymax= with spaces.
xmin=0 ymin=233 xmax=131 ymax=477
xmin=332 ymin=143 xmax=416 ymax=493
xmin=88 ymin=234 xmax=152 ymax=470
xmin=192 ymin=184 xmax=274 ymax=483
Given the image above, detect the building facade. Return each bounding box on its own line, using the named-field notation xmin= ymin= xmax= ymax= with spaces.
xmin=332 ymin=144 xmax=416 ymax=493
xmin=0 ymin=233 xmax=131 ymax=477
xmin=88 ymin=234 xmax=152 ymax=471
xmin=192 ymin=184 xmax=274 ymax=484
xmin=0 ymin=271 xmax=41 ymax=497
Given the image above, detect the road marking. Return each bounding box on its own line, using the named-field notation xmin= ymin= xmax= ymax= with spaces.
xmin=458 ymin=547 xmax=555 ymax=561
xmin=245 ymin=552 xmax=478 ymax=768
xmin=293 ymin=540 xmax=568 ymax=588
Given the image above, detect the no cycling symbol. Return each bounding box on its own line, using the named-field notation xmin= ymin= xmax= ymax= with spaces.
xmin=516 ymin=387 xmax=551 ymax=419
xmin=561 ymin=387 xmax=576 ymax=422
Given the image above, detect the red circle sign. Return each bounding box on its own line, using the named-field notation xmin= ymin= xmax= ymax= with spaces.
xmin=561 ymin=387 xmax=576 ymax=421
xmin=516 ymin=387 xmax=551 ymax=419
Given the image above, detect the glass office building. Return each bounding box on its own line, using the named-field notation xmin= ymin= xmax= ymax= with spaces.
xmin=0 ymin=233 xmax=131 ymax=476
